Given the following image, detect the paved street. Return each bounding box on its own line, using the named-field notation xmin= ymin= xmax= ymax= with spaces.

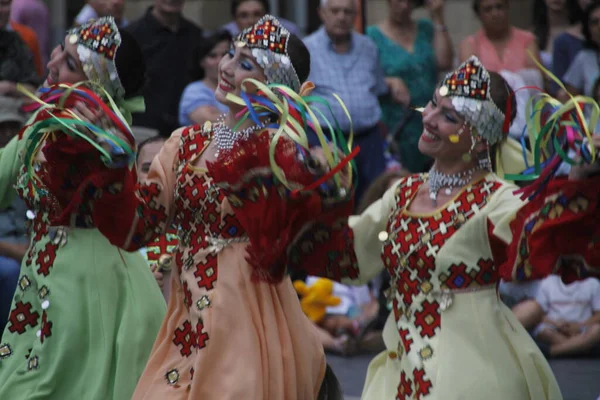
xmin=329 ymin=352 xmax=600 ymax=400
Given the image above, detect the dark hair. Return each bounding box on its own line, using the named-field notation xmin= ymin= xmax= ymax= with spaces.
xmin=356 ymin=169 xmax=411 ymax=213
xmin=532 ymin=0 xmax=584 ymax=51
xmin=187 ymin=30 xmax=232 ymax=83
xmin=488 ymin=71 xmax=517 ymax=125
xmin=136 ymin=135 xmax=166 ymax=162
xmin=114 ymin=29 xmax=146 ymax=99
xmin=583 ymin=0 xmax=600 ymax=50
xmin=287 ymin=34 xmax=311 ymax=84
xmin=230 ymin=0 xmax=270 ymax=17
xmin=487 ymin=71 xmax=517 ymax=172
xmin=472 ymin=0 xmax=508 ymax=15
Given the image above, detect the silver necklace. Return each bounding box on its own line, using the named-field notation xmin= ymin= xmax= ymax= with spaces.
xmin=427 ymin=167 xmax=480 ymax=206
xmin=213 ymin=114 xmax=265 ymax=157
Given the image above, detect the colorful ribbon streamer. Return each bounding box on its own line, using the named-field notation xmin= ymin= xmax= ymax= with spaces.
xmin=225 ymin=79 xmax=358 ymax=196
xmin=17 ymin=82 xmax=136 ymax=191
xmin=505 ymin=54 xmax=598 ymax=199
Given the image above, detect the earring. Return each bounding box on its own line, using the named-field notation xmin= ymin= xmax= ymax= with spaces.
xmin=478 ymin=147 xmax=492 ymax=171
xmin=461 ymin=132 xmax=477 ymax=163
xmin=449 ymin=125 xmax=465 ymax=144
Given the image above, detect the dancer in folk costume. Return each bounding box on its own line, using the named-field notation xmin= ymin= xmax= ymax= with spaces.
xmin=93 ymin=15 xmax=353 ymax=399
xmin=0 ymin=17 xmax=165 ymax=399
xmin=275 ymin=57 xmax=600 ymax=399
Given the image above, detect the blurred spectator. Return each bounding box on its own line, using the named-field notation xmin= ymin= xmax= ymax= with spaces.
xmin=532 ymin=0 xmax=572 ymax=70
xmin=75 ymin=0 xmax=128 ymax=27
xmin=1 ymin=0 xmax=43 ymax=77
xmin=0 ymin=96 xmax=28 ymax=339
xmin=534 ymin=272 xmax=600 ymax=357
xmin=127 ymin=0 xmax=202 ymax=136
xmin=460 ymin=0 xmax=541 ymax=74
xmin=550 ymin=0 xmax=588 ymax=95
xmin=366 ymin=0 xmax=453 ymax=173
xmin=499 ymin=278 xmax=544 ymax=330
xmin=304 ymin=276 xmax=379 ymax=356
xmin=11 ymin=0 xmax=50 ymax=66
xmin=561 ymin=0 xmax=600 ymax=99
xmin=304 ymin=0 xmax=392 ymax=202
xmin=222 ymin=0 xmax=301 ymax=37
xmin=0 ymin=6 xmax=39 ymax=98
xmin=136 ymin=136 xmax=175 ymax=302
xmin=179 ymin=30 xmax=230 ymax=126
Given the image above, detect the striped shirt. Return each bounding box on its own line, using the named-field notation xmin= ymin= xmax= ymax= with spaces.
xmin=303 ymin=27 xmax=388 ymax=133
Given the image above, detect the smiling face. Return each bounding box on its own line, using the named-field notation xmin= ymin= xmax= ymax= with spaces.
xmin=214 ymin=43 xmax=266 ymax=106
xmin=45 ymin=36 xmax=87 ymax=87
xmin=418 ymin=88 xmax=483 ymax=163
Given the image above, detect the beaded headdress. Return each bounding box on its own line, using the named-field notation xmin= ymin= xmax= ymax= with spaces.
xmin=439 ymin=56 xmax=506 ymax=145
xmin=234 ymin=14 xmax=301 ymax=93
xmin=67 ymin=17 xmax=124 ymax=100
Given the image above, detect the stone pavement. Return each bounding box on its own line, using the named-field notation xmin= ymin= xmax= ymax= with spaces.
xmin=329 ymin=352 xmax=600 ymax=400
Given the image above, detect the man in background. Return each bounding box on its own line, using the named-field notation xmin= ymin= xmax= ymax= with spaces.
xmin=126 ymin=0 xmax=202 ymax=136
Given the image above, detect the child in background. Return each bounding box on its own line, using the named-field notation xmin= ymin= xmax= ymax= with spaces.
xmin=534 ymin=258 xmax=600 ymax=358
xmin=136 ymin=136 xmax=176 ymax=301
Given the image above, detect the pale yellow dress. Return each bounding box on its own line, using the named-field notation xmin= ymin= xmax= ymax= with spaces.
xmin=334 ymin=173 xmax=561 ymax=400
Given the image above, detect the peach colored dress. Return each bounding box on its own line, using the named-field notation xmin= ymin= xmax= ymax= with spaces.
xmin=101 ymin=124 xmax=326 ymax=399
xmin=466 ymin=27 xmax=535 ymax=73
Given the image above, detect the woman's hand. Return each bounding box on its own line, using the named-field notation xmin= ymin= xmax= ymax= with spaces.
xmin=386 ymin=77 xmax=411 ymax=107
xmin=569 ymin=135 xmax=600 ymax=180
xmin=426 ymin=0 xmax=445 ymax=24
xmin=308 ymin=145 xmax=351 ymax=192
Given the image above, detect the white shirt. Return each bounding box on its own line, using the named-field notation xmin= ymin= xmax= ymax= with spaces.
xmin=536 ymin=275 xmax=600 ymax=323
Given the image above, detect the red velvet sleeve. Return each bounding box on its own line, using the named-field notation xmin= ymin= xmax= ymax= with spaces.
xmin=40 ymin=127 xmax=183 ymax=252
xmin=206 ymin=130 xmax=358 ymax=283
xmin=501 ymin=176 xmax=600 ymax=283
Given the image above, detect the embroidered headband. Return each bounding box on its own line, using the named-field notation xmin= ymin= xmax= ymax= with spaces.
xmin=234 ymin=14 xmax=301 ymax=93
xmin=439 ymin=56 xmax=506 ymax=145
xmin=67 ymin=16 xmax=124 ymax=100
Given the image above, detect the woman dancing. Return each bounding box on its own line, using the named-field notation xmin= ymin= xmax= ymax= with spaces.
xmin=93 ymin=15 xmax=351 ymax=399
xmin=278 ymin=56 xmax=600 ymax=399
xmin=0 ymin=17 xmax=165 ymax=399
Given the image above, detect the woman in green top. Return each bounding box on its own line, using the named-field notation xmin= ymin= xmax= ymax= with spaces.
xmin=367 ymin=0 xmax=454 ymax=173
xmin=0 ymin=17 xmax=165 ymax=400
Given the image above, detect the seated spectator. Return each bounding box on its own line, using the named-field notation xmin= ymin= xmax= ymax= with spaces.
xmin=499 ymin=279 xmax=544 ymax=330
xmin=179 ymin=30 xmax=230 ymax=127
xmin=304 ymin=276 xmax=380 ymax=356
xmin=460 ymin=0 xmax=542 ymax=86
xmin=222 ymin=0 xmax=300 ymax=37
xmin=136 ymin=136 xmax=176 ymax=302
xmin=534 ymin=267 xmax=600 ymax=358
xmin=0 ymin=96 xmax=28 ymax=339
xmin=75 ymin=0 xmax=128 ymax=27
xmin=11 ymin=0 xmax=50 ymax=66
xmin=561 ymin=1 xmax=600 ymax=100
